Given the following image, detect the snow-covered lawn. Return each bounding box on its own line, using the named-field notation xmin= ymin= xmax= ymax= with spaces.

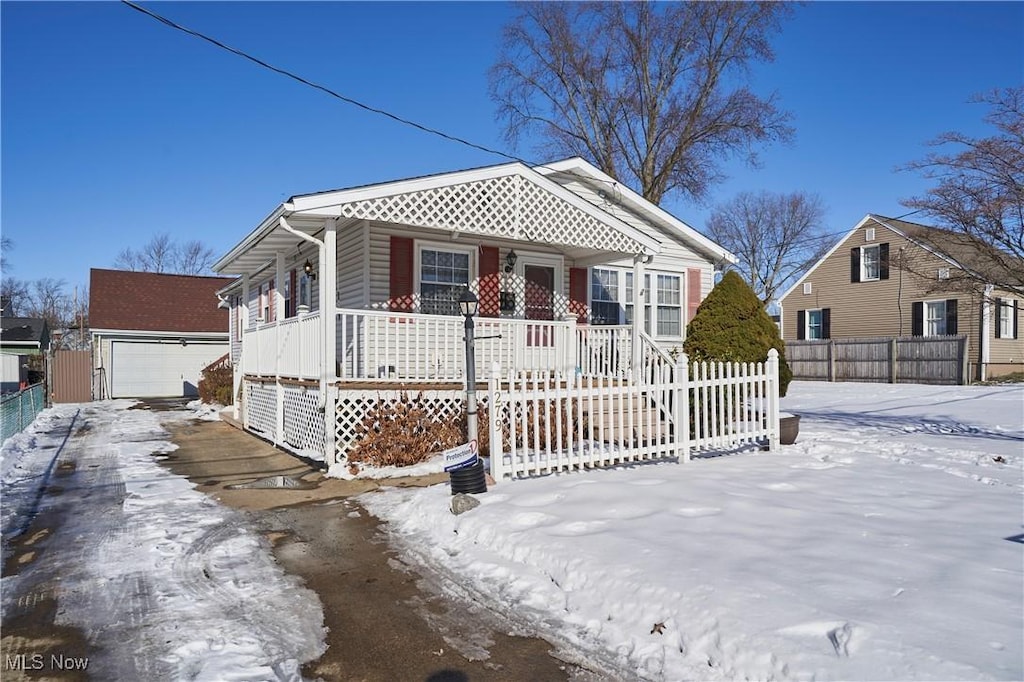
xmin=362 ymin=381 xmax=1024 ymax=681
xmin=1 ymin=401 xmax=325 ymax=680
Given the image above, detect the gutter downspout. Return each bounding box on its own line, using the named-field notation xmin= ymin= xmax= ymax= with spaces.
xmin=980 ymin=284 xmax=993 ymax=383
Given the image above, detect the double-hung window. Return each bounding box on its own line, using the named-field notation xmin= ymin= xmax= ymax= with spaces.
xmin=419 ymin=246 xmax=471 ymax=316
xmin=925 ymin=300 xmax=947 ymax=336
xmin=590 ymin=268 xmax=621 ymax=324
xmin=655 ymin=274 xmax=682 ymax=337
xmin=997 ymin=298 xmax=1018 ymax=339
xmin=807 ymin=309 xmax=824 ymax=339
xmin=861 ymin=245 xmax=880 ymax=281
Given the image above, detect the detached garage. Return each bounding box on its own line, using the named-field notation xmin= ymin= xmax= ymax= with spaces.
xmin=90 ymin=269 xmax=233 ymax=399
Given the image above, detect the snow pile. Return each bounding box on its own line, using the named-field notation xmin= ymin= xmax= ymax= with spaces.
xmin=185 ymin=399 xmax=223 ymax=421
xmin=1 ymin=403 xmax=81 ymax=547
xmin=327 ymin=452 xmax=448 ymax=480
xmin=361 ymin=382 xmax=1023 ymax=681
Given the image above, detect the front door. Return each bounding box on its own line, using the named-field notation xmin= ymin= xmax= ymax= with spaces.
xmin=524 ymin=264 xmax=555 ymax=347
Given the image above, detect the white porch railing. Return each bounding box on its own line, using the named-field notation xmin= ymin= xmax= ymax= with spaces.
xmin=488 ymin=350 xmax=780 ymax=480
xmin=241 ymin=312 xmax=321 ymax=379
xmin=337 ymin=309 xmax=577 ymax=382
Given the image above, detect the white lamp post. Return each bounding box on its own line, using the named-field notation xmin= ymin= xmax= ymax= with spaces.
xmin=458 ymin=289 xmax=479 ymax=444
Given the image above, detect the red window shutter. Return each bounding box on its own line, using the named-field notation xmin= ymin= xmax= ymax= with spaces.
xmin=687 ymin=269 xmax=702 ymax=322
xmin=478 ymin=246 xmax=500 ymax=317
xmin=569 ymin=267 xmax=588 ymax=323
xmin=389 ymin=236 xmax=415 ymax=312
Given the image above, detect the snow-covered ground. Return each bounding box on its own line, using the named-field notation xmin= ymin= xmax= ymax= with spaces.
xmin=1 ymin=401 xmax=325 ymax=681
xmin=362 ymin=381 xmax=1024 ymax=681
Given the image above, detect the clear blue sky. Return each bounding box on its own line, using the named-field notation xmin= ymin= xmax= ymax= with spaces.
xmin=2 ymin=1 xmax=1022 ymax=293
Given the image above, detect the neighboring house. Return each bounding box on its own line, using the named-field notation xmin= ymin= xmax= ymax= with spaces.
xmin=0 ymin=315 xmax=49 ymax=393
xmin=90 ymin=269 xmax=234 ymax=398
xmin=214 ymin=157 xmax=737 ymax=463
xmin=0 ymin=316 xmax=50 ymax=356
xmin=779 ymin=214 xmax=1023 ymax=380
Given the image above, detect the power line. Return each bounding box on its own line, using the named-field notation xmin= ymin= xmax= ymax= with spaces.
xmin=120 ymin=0 xmax=522 ymax=163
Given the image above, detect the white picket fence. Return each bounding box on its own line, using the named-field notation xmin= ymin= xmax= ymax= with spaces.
xmin=488 ymin=349 xmax=781 ymax=480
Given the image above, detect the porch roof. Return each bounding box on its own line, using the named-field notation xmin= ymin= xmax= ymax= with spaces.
xmin=214 ymin=161 xmax=662 ymax=276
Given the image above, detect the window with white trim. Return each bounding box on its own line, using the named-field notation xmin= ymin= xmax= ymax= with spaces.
xmin=925 ymin=300 xmax=948 ymax=336
xmin=299 ymin=274 xmax=312 ymax=310
xmin=418 ymin=245 xmax=471 ymax=315
xmin=283 ymin=274 xmax=292 ymax=318
xmin=861 ymin=245 xmax=880 ymax=281
xmin=259 ymin=281 xmax=271 ymax=322
xmin=997 ymin=298 xmax=1017 ymax=339
xmin=806 ymin=309 xmax=824 ymax=340
xmin=590 ymin=268 xmax=621 ymax=324
xmin=655 ymin=274 xmax=682 ymax=337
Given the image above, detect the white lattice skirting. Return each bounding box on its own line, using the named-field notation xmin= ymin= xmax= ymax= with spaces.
xmin=283 ymin=386 xmax=326 ymax=454
xmin=245 ymin=381 xmax=277 ymax=441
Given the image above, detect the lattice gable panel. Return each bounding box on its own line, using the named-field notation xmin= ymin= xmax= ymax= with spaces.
xmin=335 ymin=174 xmax=643 ymax=254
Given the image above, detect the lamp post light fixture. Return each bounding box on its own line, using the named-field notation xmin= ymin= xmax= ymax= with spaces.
xmin=458 ymin=289 xmax=480 ymax=444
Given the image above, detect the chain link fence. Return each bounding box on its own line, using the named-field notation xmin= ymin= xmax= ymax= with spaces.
xmin=1 ymin=383 xmax=46 ymax=445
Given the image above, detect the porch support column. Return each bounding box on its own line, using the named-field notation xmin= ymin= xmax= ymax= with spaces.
xmin=275 ymin=251 xmax=286 ymax=446
xmin=235 ymin=273 xmax=250 ymax=421
xmin=322 ymin=218 xmax=339 ymax=465
xmin=631 ymin=253 xmax=648 ymax=383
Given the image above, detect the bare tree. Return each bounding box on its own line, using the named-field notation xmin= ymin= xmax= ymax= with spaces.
xmin=1 ymin=277 xmax=31 ymax=316
xmin=115 ymin=233 xmax=215 ymax=275
xmin=491 ymin=1 xmax=794 ymax=206
xmin=175 ymin=240 xmax=217 ymax=276
xmin=707 ymin=191 xmax=829 ymax=304
xmin=1 ymin=235 xmax=11 ymax=274
xmin=900 ymin=87 xmax=1024 ymax=297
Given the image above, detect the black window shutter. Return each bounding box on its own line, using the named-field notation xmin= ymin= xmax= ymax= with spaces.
xmin=946 ymin=299 xmax=958 ymax=336
xmin=996 ymin=299 xmax=1004 ymax=339
xmin=912 ymin=301 xmax=924 ymax=336
xmin=879 ymin=243 xmax=890 ymax=280
xmin=822 ymin=308 xmax=831 ymax=339
xmin=1014 ymin=299 xmax=1019 ymax=339
xmin=797 ymin=310 xmax=806 ymax=340
xmin=850 ymin=248 xmax=860 ymax=283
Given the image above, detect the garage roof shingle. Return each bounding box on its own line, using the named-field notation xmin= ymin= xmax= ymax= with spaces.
xmin=89 ymin=269 xmax=233 ymax=333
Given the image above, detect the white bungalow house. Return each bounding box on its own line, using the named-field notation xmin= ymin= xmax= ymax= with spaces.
xmin=214 ymin=157 xmax=741 ymax=467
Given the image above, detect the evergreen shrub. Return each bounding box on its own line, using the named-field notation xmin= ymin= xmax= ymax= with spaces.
xmin=682 ymin=271 xmax=793 ymax=396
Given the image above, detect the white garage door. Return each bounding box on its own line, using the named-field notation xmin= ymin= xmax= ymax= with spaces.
xmin=110 ymin=341 xmax=228 ymax=398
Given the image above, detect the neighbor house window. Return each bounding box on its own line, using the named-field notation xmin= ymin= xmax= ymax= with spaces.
xmin=861 ymin=245 xmax=880 ymax=281
xmin=997 ymin=298 xmax=1018 ymax=339
xmin=590 ymin=268 xmax=621 ymax=324
xmin=926 ymin=300 xmax=947 ymax=336
xmin=419 ymin=246 xmax=471 ymax=315
xmin=797 ymin=308 xmax=830 ymax=340
xmin=806 ymin=309 xmax=824 ymax=339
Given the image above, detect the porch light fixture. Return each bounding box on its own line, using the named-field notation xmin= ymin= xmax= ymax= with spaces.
xmin=458 ymin=289 xmax=479 ymax=318
xmin=303 ymin=259 xmax=317 ymax=280
xmin=504 ymin=249 xmax=518 ymax=273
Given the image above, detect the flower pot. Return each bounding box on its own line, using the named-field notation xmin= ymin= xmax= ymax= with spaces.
xmin=780 ymin=414 xmax=800 ymax=445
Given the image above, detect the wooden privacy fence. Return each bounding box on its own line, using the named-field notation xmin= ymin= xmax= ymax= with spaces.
xmin=487 ymin=350 xmax=781 ymax=480
xmin=786 ymin=336 xmax=969 ymax=385
xmin=51 ymin=350 xmax=92 ymax=403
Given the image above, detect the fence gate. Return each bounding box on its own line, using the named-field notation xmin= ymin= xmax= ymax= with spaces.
xmin=51 ymin=350 xmax=92 ymax=403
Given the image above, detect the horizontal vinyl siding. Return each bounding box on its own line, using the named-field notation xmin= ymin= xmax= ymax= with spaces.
xmin=337 ymin=220 xmax=366 ymax=309
xmin=989 ymin=290 xmax=1024 ymax=366
xmin=781 ymin=223 xmax=988 ymax=366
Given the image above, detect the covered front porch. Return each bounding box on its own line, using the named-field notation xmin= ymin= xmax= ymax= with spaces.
xmin=216 ymin=161 xmax=669 ymax=463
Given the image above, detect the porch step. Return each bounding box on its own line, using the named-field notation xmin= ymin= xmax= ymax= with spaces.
xmin=581 ymin=395 xmax=666 ymax=445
